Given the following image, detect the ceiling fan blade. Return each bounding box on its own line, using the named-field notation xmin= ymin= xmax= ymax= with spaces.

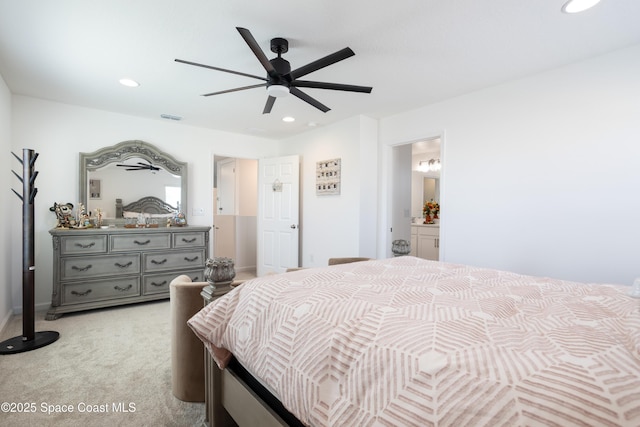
xmin=291 ymin=80 xmax=372 ymax=93
xmin=117 ymin=164 xmax=146 ymax=170
xmin=290 ymin=87 xmax=330 ymax=113
xmin=290 ymin=47 xmax=355 ymax=80
xmin=263 ymin=96 xmax=276 ymax=114
xmin=202 ymin=83 xmax=266 ymax=97
xmin=175 ymin=59 xmax=267 ymax=81
xmin=236 ymin=27 xmax=277 ymax=77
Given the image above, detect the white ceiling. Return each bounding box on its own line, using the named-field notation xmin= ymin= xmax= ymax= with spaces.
xmin=1 ymin=0 xmax=639 ymax=139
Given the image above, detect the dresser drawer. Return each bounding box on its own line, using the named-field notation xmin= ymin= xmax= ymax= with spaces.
xmin=142 ymin=269 xmax=204 ymax=295
xmin=110 ymin=233 xmax=171 ymax=252
xmin=173 ymin=231 xmax=206 ymax=248
xmin=60 ymin=235 xmax=108 ymax=255
xmin=61 ymin=254 xmax=140 ymax=280
xmin=143 ymin=249 xmax=205 ymax=272
xmin=62 ymin=277 xmax=140 ymax=305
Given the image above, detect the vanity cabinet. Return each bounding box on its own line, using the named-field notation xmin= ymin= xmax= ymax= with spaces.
xmin=47 ymin=226 xmax=210 ymax=319
xmin=411 ymin=224 xmax=440 ymax=261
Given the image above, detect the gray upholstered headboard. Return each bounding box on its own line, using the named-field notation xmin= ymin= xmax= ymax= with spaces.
xmin=117 ymin=196 xmax=177 ymax=216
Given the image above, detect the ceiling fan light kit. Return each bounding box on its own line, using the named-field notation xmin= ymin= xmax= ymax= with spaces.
xmin=175 ymin=27 xmax=372 ymax=114
xmin=267 ymin=84 xmax=289 ymax=98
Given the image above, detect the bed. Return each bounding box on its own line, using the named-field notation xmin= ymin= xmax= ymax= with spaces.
xmin=116 ymin=195 xmax=177 ymax=217
xmin=188 ymin=256 xmax=640 ymax=427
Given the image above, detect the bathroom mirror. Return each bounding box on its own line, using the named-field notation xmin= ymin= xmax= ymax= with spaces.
xmin=79 ymin=140 xmax=188 ymax=221
xmin=423 ymin=177 xmax=440 ymax=205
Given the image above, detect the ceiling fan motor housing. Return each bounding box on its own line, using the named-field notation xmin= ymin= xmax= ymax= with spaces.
xmin=268 ymin=56 xmax=291 ymax=87
xmin=268 ymin=37 xmax=291 ymax=89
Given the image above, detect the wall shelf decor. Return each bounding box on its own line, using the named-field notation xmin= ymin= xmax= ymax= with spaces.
xmin=316 ymin=158 xmax=341 ymax=196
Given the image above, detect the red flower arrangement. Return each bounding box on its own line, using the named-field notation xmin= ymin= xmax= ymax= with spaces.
xmin=422 ymin=200 xmax=440 ymax=224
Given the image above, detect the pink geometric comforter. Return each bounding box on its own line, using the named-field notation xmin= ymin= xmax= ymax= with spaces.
xmin=188 ymin=256 xmax=640 ymax=426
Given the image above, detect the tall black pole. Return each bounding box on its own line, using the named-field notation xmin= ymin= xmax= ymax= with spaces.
xmin=1 ymin=149 xmax=59 ymax=354
xmin=22 ymin=148 xmax=35 ymax=341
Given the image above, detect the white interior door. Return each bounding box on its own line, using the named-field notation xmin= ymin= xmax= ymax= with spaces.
xmin=257 ymin=155 xmax=300 ymax=276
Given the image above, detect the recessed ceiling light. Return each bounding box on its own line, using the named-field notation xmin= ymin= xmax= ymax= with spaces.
xmin=282 ymin=116 xmax=295 ymax=123
xmin=562 ymin=0 xmax=601 ymax=13
xmin=119 ymin=78 xmax=140 ymax=87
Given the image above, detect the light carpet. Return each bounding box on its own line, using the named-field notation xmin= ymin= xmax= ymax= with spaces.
xmin=0 ymin=300 xmax=204 ymax=427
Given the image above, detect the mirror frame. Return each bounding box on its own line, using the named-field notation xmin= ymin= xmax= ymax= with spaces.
xmin=79 ymin=140 xmax=188 ymax=222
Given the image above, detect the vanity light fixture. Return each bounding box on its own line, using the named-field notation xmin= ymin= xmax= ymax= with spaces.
xmin=119 ymin=78 xmax=140 ymax=88
xmin=561 ymin=0 xmax=601 ymax=13
xmin=418 ymin=159 xmax=441 ymax=173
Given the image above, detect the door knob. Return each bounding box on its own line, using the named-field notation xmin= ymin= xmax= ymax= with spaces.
xmin=290 ymin=224 xmax=297 ymax=229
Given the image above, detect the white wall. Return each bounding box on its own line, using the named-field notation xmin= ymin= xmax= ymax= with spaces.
xmin=7 ymin=42 xmax=638 ymax=316
xmin=10 ymin=96 xmax=278 ymax=311
xmin=0 ymin=73 xmax=12 ymax=331
xmin=281 ymin=116 xmax=378 ymax=267
xmin=380 ymin=44 xmax=640 ymax=285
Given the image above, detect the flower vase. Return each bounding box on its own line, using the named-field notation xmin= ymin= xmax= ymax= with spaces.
xmin=424 ymin=215 xmax=433 ymax=224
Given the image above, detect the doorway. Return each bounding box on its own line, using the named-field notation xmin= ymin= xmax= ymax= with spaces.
xmin=391 ymin=136 xmax=442 ymax=259
xmin=213 ymin=155 xmax=258 ymax=276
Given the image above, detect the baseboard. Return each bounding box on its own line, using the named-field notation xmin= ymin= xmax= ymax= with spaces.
xmin=235 ymin=265 xmax=256 ymax=273
xmin=11 ymin=301 xmax=51 ymax=315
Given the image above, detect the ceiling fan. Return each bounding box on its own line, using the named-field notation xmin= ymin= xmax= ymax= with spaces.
xmin=175 ymin=27 xmax=373 ymax=114
xmin=116 ymin=160 xmax=160 ymax=172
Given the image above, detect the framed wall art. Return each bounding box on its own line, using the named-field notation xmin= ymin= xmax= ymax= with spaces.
xmin=316 ymin=158 xmax=341 ymax=196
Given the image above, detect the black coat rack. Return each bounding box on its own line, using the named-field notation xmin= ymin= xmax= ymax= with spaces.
xmin=1 ymin=149 xmax=59 ymax=354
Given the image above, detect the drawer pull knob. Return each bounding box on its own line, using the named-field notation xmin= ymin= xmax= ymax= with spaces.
xmin=184 ymin=256 xmax=199 ymax=262
xmin=134 ymin=239 xmax=151 ymax=245
xmin=71 ymin=264 xmax=92 ymax=272
xmin=182 ymin=237 xmax=197 ymax=243
xmin=114 ymin=261 xmax=133 ymax=268
xmin=71 ymin=289 xmax=92 ymax=297
xmin=114 ymin=284 xmax=133 ymax=292
xmin=151 ymin=258 xmax=167 ymax=265
xmin=150 ymin=280 xmax=167 ymax=287
xmin=74 ymin=242 xmax=96 ymax=249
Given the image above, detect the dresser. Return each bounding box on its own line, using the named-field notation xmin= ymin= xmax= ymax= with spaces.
xmin=47 ymin=226 xmax=210 ymax=319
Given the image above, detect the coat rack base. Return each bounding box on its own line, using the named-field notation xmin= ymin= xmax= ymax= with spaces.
xmin=0 ymin=331 xmax=60 ymax=355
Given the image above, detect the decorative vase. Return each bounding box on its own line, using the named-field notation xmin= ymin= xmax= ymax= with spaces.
xmin=204 ymin=257 xmax=236 ymax=286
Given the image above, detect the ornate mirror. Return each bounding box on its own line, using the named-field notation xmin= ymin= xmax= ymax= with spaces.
xmin=79 ymin=140 xmax=188 ymax=221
